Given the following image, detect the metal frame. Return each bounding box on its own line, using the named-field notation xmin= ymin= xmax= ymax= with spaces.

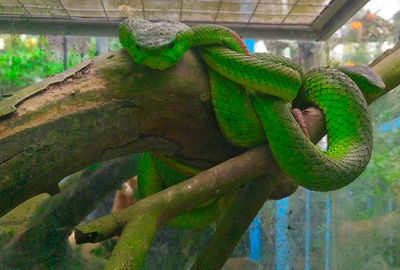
xmin=0 ymin=0 xmax=370 ymax=41
xmin=214 ymin=0 xmax=223 ymax=22
xmin=57 ymin=0 xmax=71 ymax=20
xmin=247 ymin=0 xmax=261 ymax=23
xmin=313 ymin=0 xmax=370 ymax=40
xmin=99 ymin=0 xmax=110 ymax=22
xmin=15 ymin=0 xmax=32 ymax=17
xmin=281 ymin=0 xmax=300 ymax=24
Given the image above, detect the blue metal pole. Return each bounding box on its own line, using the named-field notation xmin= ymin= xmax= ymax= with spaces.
xmin=249 ymin=215 xmax=261 ymax=261
xmin=244 ymin=39 xmax=255 ymax=53
xmin=305 ymin=190 xmax=311 ymax=270
xmin=325 ymin=194 xmax=331 ymax=270
xmin=275 ymin=198 xmax=290 ymax=270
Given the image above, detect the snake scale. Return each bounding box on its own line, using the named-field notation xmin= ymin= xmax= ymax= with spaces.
xmin=119 ymin=19 xmax=384 ymax=229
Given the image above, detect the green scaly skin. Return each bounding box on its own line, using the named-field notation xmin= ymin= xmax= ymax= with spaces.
xmin=119 ymin=19 xmax=378 ymax=228
xmin=200 ymin=47 xmax=373 ymax=190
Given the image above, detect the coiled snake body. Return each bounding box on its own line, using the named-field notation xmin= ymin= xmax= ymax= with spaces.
xmin=119 ymin=19 xmax=382 ymax=229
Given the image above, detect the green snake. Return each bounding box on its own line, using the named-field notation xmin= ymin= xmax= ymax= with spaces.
xmin=119 ymin=19 xmax=383 ymax=229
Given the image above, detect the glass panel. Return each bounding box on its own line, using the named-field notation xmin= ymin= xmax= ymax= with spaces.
xmin=62 ymin=0 xmax=105 ymax=17
xmin=261 ymin=0 xmax=298 ymax=4
xmin=143 ymin=0 xmax=180 ymax=11
xmin=145 ymin=11 xmax=180 ymax=21
xmin=22 ymin=0 xmax=68 ymax=17
xmin=103 ymin=0 xmax=143 ymax=18
xmin=142 ymin=0 xmax=180 ymax=20
xmin=219 ymin=1 xmax=254 ymax=14
xmin=256 ymin=3 xmax=292 ymax=15
xmin=20 ymin=0 xmax=60 ymax=7
xmin=216 ymin=12 xmax=251 ymax=22
xmin=332 ymin=88 xmax=400 ymax=270
xmin=0 ymin=0 xmax=26 ymax=15
xmin=284 ymin=15 xmax=316 ymax=24
xmin=298 ymin=0 xmax=331 ymax=4
xmin=291 ymin=4 xmax=326 ymax=15
xmin=25 ymin=6 xmax=67 ymax=16
xmin=250 ymin=13 xmax=285 ymax=23
xmin=181 ymin=11 xmax=217 ymax=22
xmin=183 ymin=0 xmax=219 ymax=12
xmin=216 ymin=0 xmax=253 ymax=22
xmin=222 ymin=0 xmax=258 ymax=3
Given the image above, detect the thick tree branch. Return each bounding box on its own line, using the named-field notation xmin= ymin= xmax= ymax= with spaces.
xmin=77 ymin=145 xmax=275 ymax=269
xmin=75 ymin=108 xmax=320 ymax=270
xmin=191 ymin=109 xmax=324 ymax=270
xmin=0 ymin=155 xmax=140 ymax=268
xmin=2 ymin=44 xmax=399 ymax=218
xmin=75 ymin=145 xmax=272 ymax=243
xmin=0 ymin=50 xmax=239 ymax=217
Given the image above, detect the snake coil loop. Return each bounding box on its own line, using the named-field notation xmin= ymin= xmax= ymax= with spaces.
xmin=119 ymin=19 xmax=381 ymax=228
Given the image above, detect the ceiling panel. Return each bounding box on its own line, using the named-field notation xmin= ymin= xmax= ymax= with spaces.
xmin=0 ymin=0 xmax=370 ymax=41
xmin=0 ymin=0 xmax=26 ymax=16
xmin=62 ymin=0 xmax=105 ymax=17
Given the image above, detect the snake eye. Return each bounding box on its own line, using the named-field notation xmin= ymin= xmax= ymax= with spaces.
xmin=168 ymin=42 xmax=175 ymax=49
xmin=135 ymin=44 xmax=142 ymax=51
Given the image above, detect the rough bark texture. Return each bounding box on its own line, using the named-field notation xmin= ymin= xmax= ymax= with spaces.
xmin=0 ymin=155 xmax=140 ymax=269
xmin=0 ymin=49 xmax=240 ymax=217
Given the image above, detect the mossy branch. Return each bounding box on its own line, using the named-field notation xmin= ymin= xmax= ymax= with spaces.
xmin=0 ymin=155 xmax=139 ymax=268
xmin=0 ymin=49 xmax=237 ymax=217
xmin=190 ymin=110 xmax=324 ymax=270
xmin=75 ymin=145 xmax=272 ymax=241
xmin=76 ymin=145 xmax=273 ymax=269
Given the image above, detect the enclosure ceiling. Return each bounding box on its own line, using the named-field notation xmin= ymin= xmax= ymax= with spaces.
xmin=0 ymin=0 xmax=369 ymax=40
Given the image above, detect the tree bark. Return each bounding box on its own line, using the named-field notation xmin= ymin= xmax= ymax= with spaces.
xmin=0 ymin=155 xmax=140 ymax=268
xmin=0 ymin=49 xmax=240 ymax=217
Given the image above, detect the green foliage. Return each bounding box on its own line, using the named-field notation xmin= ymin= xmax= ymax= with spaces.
xmin=343 ymin=42 xmax=372 ymax=65
xmin=0 ymin=35 xmax=96 ymax=101
xmin=0 ymin=35 xmax=63 ymax=95
xmin=67 ymin=38 xmax=96 ymax=68
xmin=332 ymin=86 xmax=400 ymax=269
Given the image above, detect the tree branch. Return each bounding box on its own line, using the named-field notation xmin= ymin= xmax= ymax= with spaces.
xmin=0 ymin=49 xmax=239 ymax=217
xmin=75 ymin=108 xmax=320 ymax=270
xmin=190 ymin=109 xmax=324 ymax=270
xmin=0 ymin=155 xmax=139 ymax=268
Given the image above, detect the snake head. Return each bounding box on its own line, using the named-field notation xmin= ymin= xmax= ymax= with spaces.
xmin=119 ymin=18 xmax=192 ymax=70
xmin=338 ymin=64 xmax=385 ymax=103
